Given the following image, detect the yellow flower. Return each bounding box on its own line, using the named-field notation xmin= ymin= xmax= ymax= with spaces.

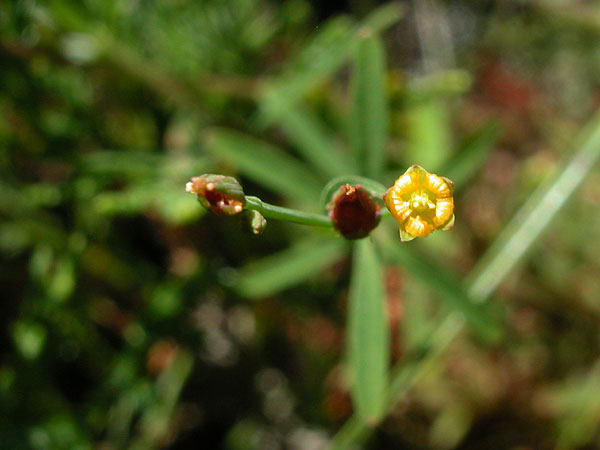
xmin=384 ymin=165 xmax=455 ymax=242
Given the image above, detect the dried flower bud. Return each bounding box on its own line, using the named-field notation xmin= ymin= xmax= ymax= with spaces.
xmin=384 ymin=165 xmax=455 ymax=242
xmin=241 ymin=210 xmax=267 ymax=235
xmin=186 ymin=174 xmax=245 ymax=216
xmin=328 ymin=184 xmax=381 ymax=240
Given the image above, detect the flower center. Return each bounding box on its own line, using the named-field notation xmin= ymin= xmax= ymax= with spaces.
xmin=410 ymin=191 xmax=435 ymax=213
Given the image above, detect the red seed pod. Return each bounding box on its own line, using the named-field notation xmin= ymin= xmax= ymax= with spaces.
xmin=186 ymin=174 xmax=246 ymax=216
xmin=328 ymin=184 xmax=381 ymax=240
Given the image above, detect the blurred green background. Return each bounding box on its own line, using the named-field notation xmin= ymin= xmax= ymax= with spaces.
xmin=3 ymin=0 xmax=600 ymax=449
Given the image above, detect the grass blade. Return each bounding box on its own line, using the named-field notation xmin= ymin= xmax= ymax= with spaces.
xmin=360 ymin=2 xmax=406 ymax=34
xmin=439 ymin=120 xmax=501 ymax=187
xmin=234 ymin=237 xmax=347 ymax=299
xmin=128 ymin=350 xmax=194 ymax=450
xmin=347 ymin=239 xmax=390 ymax=424
xmin=467 ymin=109 xmax=600 ymax=301
xmin=349 ymin=33 xmax=389 ymax=178
xmin=262 ymin=100 xmax=358 ymax=177
xmin=330 ymin=314 xmax=464 ymax=450
xmin=267 ymin=16 xmax=355 ymax=105
xmin=203 ymin=128 xmax=323 ymax=204
xmin=267 ymin=3 xmax=403 ymax=105
xmin=405 ymin=99 xmax=452 ymax=170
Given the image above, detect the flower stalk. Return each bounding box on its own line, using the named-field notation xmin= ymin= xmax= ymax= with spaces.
xmin=187 ymin=168 xmax=455 ymax=241
xmin=244 ymin=196 xmax=333 ymax=228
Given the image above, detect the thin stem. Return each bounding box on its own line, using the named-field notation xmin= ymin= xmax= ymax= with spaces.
xmin=244 ymin=196 xmax=333 ymax=228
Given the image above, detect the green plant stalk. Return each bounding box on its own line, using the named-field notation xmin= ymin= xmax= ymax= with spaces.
xmin=244 ymin=196 xmax=333 ymax=228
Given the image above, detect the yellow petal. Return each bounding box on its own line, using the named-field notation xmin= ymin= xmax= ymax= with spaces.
xmin=385 ymin=191 xmax=412 ymax=223
xmin=433 ymin=197 xmax=454 ymax=228
xmin=404 ymin=216 xmax=434 ymax=237
xmin=423 ymin=173 xmax=450 ymax=198
xmin=392 ymin=172 xmax=420 ymax=196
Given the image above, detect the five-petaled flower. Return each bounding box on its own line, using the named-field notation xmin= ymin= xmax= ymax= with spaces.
xmin=384 ymin=165 xmax=454 ymax=241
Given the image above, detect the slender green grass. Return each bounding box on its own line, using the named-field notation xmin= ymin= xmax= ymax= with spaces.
xmin=347 ymin=239 xmax=390 ymax=424
xmin=234 ymin=237 xmax=347 ymax=299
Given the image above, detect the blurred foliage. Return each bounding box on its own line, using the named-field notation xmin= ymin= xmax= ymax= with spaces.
xmin=3 ymin=0 xmax=600 ymax=449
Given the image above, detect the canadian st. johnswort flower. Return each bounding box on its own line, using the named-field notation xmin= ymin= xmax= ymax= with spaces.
xmin=384 ymin=165 xmax=455 ymax=242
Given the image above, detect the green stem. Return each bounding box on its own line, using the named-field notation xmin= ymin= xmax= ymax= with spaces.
xmin=244 ymin=196 xmax=333 ymax=228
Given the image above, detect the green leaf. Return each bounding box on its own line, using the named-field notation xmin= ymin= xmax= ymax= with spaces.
xmin=128 ymin=350 xmax=194 ymax=450
xmin=375 ymin=227 xmax=503 ymax=342
xmin=266 ymin=3 xmax=403 ymax=105
xmin=347 ymin=239 xmax=390 ymax=424
xmin=261 ymin=100 xmax=358 ymax=178
xmin=405 ymin=99 xmax=452 ymax=171
xmin=203 ymin=129 xmax=323 ymax=205
xmin=439 ymin=120 xmax=501 ymax=188
xmin=267 ymin=16 xmax=355 ymax=104
xmin=349 ymin=33 xmax=388 ymax=179
xmin=360 ymin=2 xmax=405 ymax=33
xmin=234 ymin=237 xmax=347 ymax=299
xmin=330 ymin=314 xmax=464 ymax=450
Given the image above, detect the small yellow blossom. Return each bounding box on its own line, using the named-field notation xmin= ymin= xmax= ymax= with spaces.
xmin=384 ymin=165 xmax=455 ymax=241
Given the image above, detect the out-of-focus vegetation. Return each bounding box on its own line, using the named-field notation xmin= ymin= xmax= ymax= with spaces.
xmin=3 ymin=0 xmax=600 ymax=449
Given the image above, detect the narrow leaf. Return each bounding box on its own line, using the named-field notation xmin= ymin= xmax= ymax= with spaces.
xmin=350 ymin=33 xmax=389 ymax=179
xmin=128 ymin=350 xmax=194 ymax=450
xmin=439 ymin=120 xmax=501 ymax=188
xmin=347 ymin=239 xmax=390 ymax=424
xmin=204 ymin=129 xmax=323 ymax=204
xmin=262 ymin=100 xmax=358 ymax=177
xmin=360 ymin=2 xmax=405 ymax=33
xmin=235 ymin=237 xmax=347 ymax=299
xmin=267 ymin=4 xmax=403 ymax=105
xmin=330 ymin=314 xmax=464 ymax=450
xmin=405 ymin=99 xmax=452 ymax=171
xmin=268 ymin=17 xmax=355 ymax=104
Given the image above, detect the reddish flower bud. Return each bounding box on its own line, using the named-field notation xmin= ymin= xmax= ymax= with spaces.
xmin=328 ymin=184 xmax=381 ymax=240
xmin=186 ymin=174 xmax=245 ymax=216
